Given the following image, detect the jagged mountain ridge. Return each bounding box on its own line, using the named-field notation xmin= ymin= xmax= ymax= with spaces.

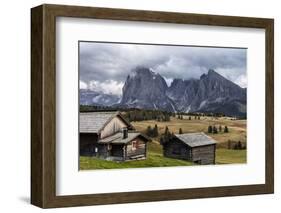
xmin=80 ymin=89 xmax=120 ymax=106
xmin=119 ymin=67 xmax=176 ymax=112
xmin=119 ymin=67 xmax=246 ymax=117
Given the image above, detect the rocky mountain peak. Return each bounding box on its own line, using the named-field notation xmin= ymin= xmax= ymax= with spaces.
xmin=129 ymin=66 xmax=156 ymax=78
xmin=121 ymin=67 xmax=246 ymax=116
xmin=120 ymin=66 xmax=176 ymax=111
xmin=208 ymin=69 xmax=216 ymax=75
xmin=81 ymin=66 xmax=247 ymax=117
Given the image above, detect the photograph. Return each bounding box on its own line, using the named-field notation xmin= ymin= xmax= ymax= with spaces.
xmin=79 ymin=41 xmax=247 ymax=170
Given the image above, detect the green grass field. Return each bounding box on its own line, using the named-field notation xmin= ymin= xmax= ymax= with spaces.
xmin=80 ymin=139 xmax=246 ymax=170
xmin=80 ymin=142 xmax=193 ymax=170
xmin=132 ymin=116 xmax=247 ymax=147
xmin=79 ymin=116 xmax=246 ymax=170
xmin=216 ymin=149 xmax=247 ymax=164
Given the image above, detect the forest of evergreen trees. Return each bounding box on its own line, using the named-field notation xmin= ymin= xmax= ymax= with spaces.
xmin=124 ymin=109 xmax=172 ymax=122
xmin=80 ymin=105 xmax=173 ymax=122
xmin=79 ymin=105 xmax=243 ymax=122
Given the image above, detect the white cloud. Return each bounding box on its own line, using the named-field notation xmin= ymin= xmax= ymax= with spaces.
xmin=215 ymin=67 xmax=247 ymax=88
xmin=80 ymin=42 xmax=247 ymax=85
xmin=234 ymin=74 xmax=247 ymax=88
xmin=80 ymin=42 xmax=247 ymax=93
xmin=79 ymin=81 xmax=88 ymax=89
xmin=88 ymin=80 xmax=124 ymax=96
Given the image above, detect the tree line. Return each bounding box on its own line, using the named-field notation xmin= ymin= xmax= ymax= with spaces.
xmin=124 ymin=109 xmax=171 ymax=122
xmin=208 ymin=125 xmax=229 ymax=134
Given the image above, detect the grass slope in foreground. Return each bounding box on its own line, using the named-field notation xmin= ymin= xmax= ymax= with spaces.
xmin=80 ymin=115 xmax=247 ymax=170
xmin=216 ymin=149 xmax=246 ymax=164
xmin=79 ymin=141 xmax=246 ymax=170
xmin=80 ymin=142 xmax=193 ymax=170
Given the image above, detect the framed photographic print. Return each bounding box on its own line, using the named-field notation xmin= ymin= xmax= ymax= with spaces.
xmin=31 ymin=4 xmax=274 ymax=208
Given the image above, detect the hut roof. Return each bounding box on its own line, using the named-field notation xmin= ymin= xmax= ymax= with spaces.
xmin=79 ymin=111 xmax=132 ymax=133
xmin=175 ymin=132 xmax=216 ymax=147
xmin=99 ymin=132 xmax=149 ymax=144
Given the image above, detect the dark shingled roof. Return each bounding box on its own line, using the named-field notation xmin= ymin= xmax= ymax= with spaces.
xmin=175 ymin=132 xmax=216 ymax=147
xmin=79 ymin=112 xmax=119 ymax=133
xmin=99 ymin=132 xmax=149 ymax=144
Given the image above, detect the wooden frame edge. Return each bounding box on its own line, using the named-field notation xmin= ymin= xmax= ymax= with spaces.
xmin=31 ymin=5 xmax=44 ymax=207
xmin=31 ymin=4 xmax=274 ymax=208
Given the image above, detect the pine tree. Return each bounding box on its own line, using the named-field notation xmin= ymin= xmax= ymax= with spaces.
xmin=146 ymin=126 xmax=152 ymax=137
xmin=213 ymin=126 xmax=218 ymax=134
xmin=224 ymin=126 xmax=229 ymax=133
xmin=208 ymin=125 xmax=213 ymax=133
xmin=153 ymin=124 xmax=159 ymax=137
xmin=179 ymin=128 xmax=183 ymax=134
xmin=164 ymin=126 xmax=169 ymax=136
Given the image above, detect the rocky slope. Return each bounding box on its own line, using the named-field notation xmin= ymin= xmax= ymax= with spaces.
xmin=119 ymin=66 xmax=176 ymax=112
xmin=120 ymin=67 xmax=246 ymax=117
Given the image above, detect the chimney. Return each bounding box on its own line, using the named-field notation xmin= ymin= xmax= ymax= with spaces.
xmin=122 ymin=128 xmax=128 ymax=139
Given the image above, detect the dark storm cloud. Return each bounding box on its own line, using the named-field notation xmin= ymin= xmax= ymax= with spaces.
xmin=79 ymin=42 xmax=247 ymax=94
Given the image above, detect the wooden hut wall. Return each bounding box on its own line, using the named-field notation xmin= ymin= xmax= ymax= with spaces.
xmin=79 ymin=133 xmax=98 ymax=156
xmin=100 ymin=116 xmax=128 ymax=139
xmin=192 ymin=145 xmax=216 ymax=164
xmin=111 ymin=144 xmax=124 ymax=158
xmin=125 ymin=138 xmax=146 ymax=160
xmin=163 ymin=139 xmax=191 ymax=160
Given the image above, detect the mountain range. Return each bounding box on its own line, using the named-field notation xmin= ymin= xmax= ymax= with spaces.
xmin=80 ymin=66 xmax=247 ymax=117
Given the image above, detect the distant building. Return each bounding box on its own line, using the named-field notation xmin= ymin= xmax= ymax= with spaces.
xmin=162 ymin=132 xmax=216 ymax=165
xmin=79 ymin=111 xmax=149 ymax=161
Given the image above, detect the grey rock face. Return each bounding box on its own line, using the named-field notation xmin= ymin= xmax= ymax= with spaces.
xmin=120 ymin=67 xmax=246 ymax=117
xmin=120 ymin=66 xmax=176 ymax=111
xmin=190 ymin=69 xmax=246 ymax=116
xmin=167 ymin=78 xmax=199 ymax=112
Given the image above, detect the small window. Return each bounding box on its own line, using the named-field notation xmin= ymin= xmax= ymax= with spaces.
xmin=132 ymin=141 xmax=137 ymax=151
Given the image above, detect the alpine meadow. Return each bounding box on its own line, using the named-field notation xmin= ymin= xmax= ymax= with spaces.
xmin=79 ymin=42 xmax=247 ymax=170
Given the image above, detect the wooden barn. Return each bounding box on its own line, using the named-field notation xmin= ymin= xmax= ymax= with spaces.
xmin=79 ymin=111 xmax=149 ymax=161
xmin=163 ymin=132 xmax=216 ymax=165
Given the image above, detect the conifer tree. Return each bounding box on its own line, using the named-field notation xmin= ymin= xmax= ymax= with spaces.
xmin=153 ymin=124 xmax=159 ymax=137
xmin=146 ymin=126 xmax=152 ymax=137
xmin=224 ymin=126 xmax=229 ymax=133
xmin=213 ymin=126 xmax=218 ymax=134
xmin=208 ymin=125 xmax=213 ymax=133
xmin=179 ymin=128 xmax=183 ymax=134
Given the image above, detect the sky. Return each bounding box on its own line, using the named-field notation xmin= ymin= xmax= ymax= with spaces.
xmin=79 ymin=42 xmax=247 ymax=96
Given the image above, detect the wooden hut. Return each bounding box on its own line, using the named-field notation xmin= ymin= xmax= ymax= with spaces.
xmin=79 ymin=111 xmax=149 ymax=161
xmin=163 ymin=132 xmax=216 ymax=165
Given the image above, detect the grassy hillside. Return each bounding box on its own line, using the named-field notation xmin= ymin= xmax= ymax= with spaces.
xmin=80 ymin=142 xmax=193 ymax=170
xmin=79 ymin=115 xmax=246 ymax=170
xmin=132 ymin=116 xmax=246 ymax=148
xmin=80 ymin=141 xmax=246 ymax=170
xmin=216 ymin=149 xmax=247 ymax=164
